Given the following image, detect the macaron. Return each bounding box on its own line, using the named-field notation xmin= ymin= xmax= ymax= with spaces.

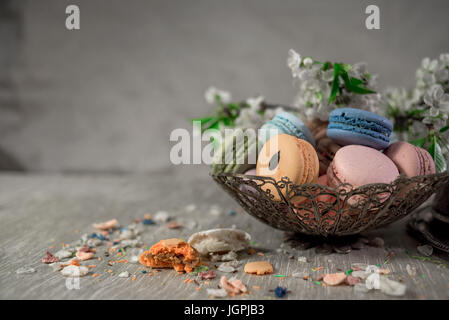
xmin=211 ymin=129 xmax=258 ymax=174
xmin=327 ymin=145 xmax=399 ymax=203
xmin=239 ymin=168 xmax=259 ymax=194
xmin=384 ymin=141 xmax=436 ymax=177
xmin=306 ymin=119 xmax=329 ymax=144
xmin=327 ymin=108 xmax=393 ymax=150
xmin=243 ymin=168 xmax=257 ymax=176
xmin=316 ymin=138 xmax=342 ymax=175
xmin=316 ymin=174 xmax=334 ymax=203
xmin=259 ymin=112 xmax=315 ymax=147
xmin=256 ymin=134 xmax=319 ymax=203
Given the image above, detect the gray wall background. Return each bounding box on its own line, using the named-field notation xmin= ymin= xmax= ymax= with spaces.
xmin=1 ymin=0 xmax=448 ymax=173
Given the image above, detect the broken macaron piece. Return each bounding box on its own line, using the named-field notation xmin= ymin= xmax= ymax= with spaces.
xmin=42 ymin=251 xmax=59 ymax=264
xmin=187 ymin=228 xmax=251 ymax=256
xmin=92 ymin=218 xmax=119 ymax=231
xmin=244 ymin=261 xmax=274 ymax=275
xmin=138 ymin=238 xmax=201 ymax=273
xmin=323 ymin=272 xmax=347 ymax=286
xmin=219 ymin=276 xmax=247 ymax=294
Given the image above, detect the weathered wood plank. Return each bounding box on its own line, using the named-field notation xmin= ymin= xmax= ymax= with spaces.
xmin=0 ymin=171 xmax=448 ymax=299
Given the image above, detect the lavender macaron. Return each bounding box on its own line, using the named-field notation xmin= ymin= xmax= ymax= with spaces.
xmin=327 ymin=108 xmax=393 ymax=150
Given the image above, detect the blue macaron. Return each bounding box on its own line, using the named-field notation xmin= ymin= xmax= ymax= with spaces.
xmin=259 ymin=112 xmax=315 ymax=147
xmin=327 ymin=108 xmax=393 ymax=150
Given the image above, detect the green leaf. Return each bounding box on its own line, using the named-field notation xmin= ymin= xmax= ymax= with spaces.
xmin=339 ymin=69 xmax=351 ymax=88
xmin=428 ymin=136 xmax=447 ymax=173
xmin=345 ymin=76 xmax=375 ymax=94
xmin=190 ymin=116 xmax=214 ymax=125
xmin=349 ymin=77 xmax=363 ymax=86
xmin=328 ymin=67 xmax=341 ymax=104
xmin=211 ymin=122 xmax=221 ymax=130
xmin=221 ymin=117 xmax=233 ymax=126
xmin=207 ymin=120 xmax=220 ymax=131
xmin=347 ymin=85 xmax=376 ymax=95
xmin=406 ymin=109 xmax=426 ymax=116
xmin=321 ymin=61 xmax=332 ymax=71
xmin=439 ymin=125 xmax=449 ymax=133
xmin=336 ymin=62 xmax=375 ymax=94
xmin=327 ymin=62 xmax=375 ymax=104
xmin=227 ymin=103 xmax=240 ymax=111
xmin=410 ymin=136 xmax=427 ymax=148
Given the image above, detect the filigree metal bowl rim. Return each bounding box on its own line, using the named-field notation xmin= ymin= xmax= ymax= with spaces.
xmin=210 ymin=170 xmax=449 ymax=236
xmin=211 ymin=170 xmax=449 ymax=191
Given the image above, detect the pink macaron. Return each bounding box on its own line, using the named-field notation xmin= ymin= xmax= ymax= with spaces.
xmin=239 ymin=168 xmax=258 ymax=194
xmin=384 ymin=141 xmax=436 ymax=177
xmin=316 ymin=174 xmax=334 ymax=203
xmin=327 ymin=145 xmax=399 ymax=192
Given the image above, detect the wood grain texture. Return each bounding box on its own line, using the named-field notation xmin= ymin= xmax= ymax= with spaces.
xmin=0 ymin=170 xmax=448 ymax=300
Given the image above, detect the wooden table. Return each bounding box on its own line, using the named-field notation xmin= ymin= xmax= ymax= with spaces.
xmin=0 ymin=170 xmax=448 ymax=299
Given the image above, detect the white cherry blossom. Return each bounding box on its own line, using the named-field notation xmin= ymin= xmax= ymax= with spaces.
xmin=204 ymin=86 xmax=232 ymax=104
xmin=287 ymin=49 xmax=302 ymax=78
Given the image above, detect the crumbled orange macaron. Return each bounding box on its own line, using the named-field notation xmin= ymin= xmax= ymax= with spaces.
xmin=138 ymin=238 xmax=201 ymax=273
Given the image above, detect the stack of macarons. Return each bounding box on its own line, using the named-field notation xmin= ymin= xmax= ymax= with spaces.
xmin=254 ymin=112 xmax=318 ymax=203
xmin=212 ymin=112 xmax=317 ymax=175
xmin=324 ymin=108 xmax=435 ymax=199
xmin=246 ymin=108 xmax=436 ymax=207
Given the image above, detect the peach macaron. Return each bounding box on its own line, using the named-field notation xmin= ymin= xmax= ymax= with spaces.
xmin=256 ymin=134 xmax=319 ymax=203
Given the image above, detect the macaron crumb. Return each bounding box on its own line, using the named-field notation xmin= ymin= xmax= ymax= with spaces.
xmin=244 ymin=261 xmax=274 ymax=275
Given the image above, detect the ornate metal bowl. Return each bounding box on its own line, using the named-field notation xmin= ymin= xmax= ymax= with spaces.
xmin=212 ymin=171 xmax=449 ymax=236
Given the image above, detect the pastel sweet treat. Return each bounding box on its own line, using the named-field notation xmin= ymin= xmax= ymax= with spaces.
xmin=93 ymin=218 xmax=119 ymax=230
xmin=316 ymin=174 xmax=334 ymax=203
xmin=244 ymin=168 xmax=257 ymax=176
xmin=239 ymin=168 xmax=259 ymax=194
xmin=327 ymin=108 xmax=393 ymax=150
xmin=384 ymin=141 xmax=436 ymax=177
xmin=306 ymin=118 xmax=329 ymax=144
xmin=293 ymin=174 xmax=340 ymax=231
xmin=211 ymin=129 xmax=258 ymax=174
xmin=259 ymin=112 xmax=315 ymax=147
xmin=256 ymin=134 xmax=319 ymax=203
xmin=317 ymin=174 xmax=328 ymax=185
xmin=187 ymin=228 xmax=251 ymax=256
xmin=244 ymin=261 xmax=274 ymax=275
xmin=323 ymin=272 xmax=347 ymax=286
xmin=139 ymin=238 xmax=201 ymax=273
xmin=327 ymin=145 xmax=399 ymax=204
xmin=220 ymin=276 xmax=247 ymax=294
xmin=316 ymin=137 xmax=342 ymax=175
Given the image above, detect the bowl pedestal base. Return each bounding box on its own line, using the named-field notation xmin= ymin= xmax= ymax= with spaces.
xmin=408 ymin=180 xmax=449 ymax=252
